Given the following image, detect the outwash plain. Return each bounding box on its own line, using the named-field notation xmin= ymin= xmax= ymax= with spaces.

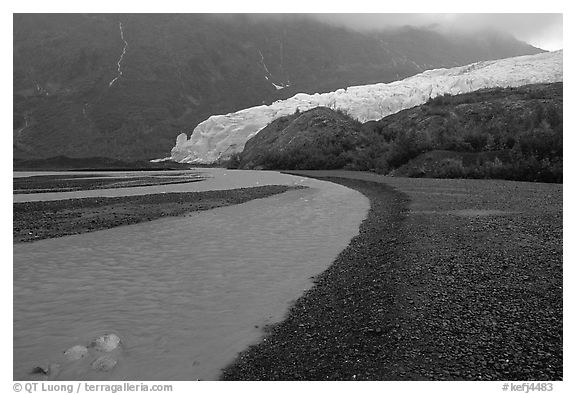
xmin=13 ymin=170 xmax=562 ymax=380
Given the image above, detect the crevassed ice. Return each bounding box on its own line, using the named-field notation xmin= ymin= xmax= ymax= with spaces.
xmin=168 ymin=51 xmax=563 ymax=164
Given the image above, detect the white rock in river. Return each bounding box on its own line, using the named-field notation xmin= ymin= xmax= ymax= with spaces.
xmin=91 ymin=355 xmax=117 ymax=372
xmin=91 ymin=333 xmax=121 ymax=352
xmin=63 ymin=345 xmax=88 ymax=361
xmin=169 ymin=50 xmax=563 ymax=164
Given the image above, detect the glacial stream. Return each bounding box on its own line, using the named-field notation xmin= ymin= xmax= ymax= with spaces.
xmin=13 ymin=169 xmax=369 ymax=380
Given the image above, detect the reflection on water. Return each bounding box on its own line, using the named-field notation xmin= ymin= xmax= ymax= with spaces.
xmin=13 ymin=171 xmax=369 ymax=380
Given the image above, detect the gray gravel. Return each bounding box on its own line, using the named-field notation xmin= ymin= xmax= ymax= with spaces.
xmin=221 ymin=172 xmax=562 ymax=381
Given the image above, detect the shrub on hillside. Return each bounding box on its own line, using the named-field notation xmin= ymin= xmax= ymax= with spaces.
xmin=432 ymin=158 xmax=466 ymax=178
xmin=224 ymin=152 xmax=242 ymax=169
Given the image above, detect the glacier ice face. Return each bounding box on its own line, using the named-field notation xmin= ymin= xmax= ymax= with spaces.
xmin=169 ymin=51 xmax=563 ymax=164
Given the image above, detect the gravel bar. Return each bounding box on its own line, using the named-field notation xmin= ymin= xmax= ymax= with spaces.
xmin=221 ymin=172 xmax=562 ymax=381
xmin=14 ymin=185 xmax=301 ymax=244
xmin=13 ymin=174 xmax=203 ymax=194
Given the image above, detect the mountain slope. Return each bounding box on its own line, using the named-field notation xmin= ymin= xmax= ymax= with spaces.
xmin=13 ymin=14 xmax=543 ymax=161
xmin=170 ymin=51 xmax=562 ymax=164
xmin=237 ymin=82 xmax=562 ymax=182
xmin=239 ymin=107 xmax=364 ymax=170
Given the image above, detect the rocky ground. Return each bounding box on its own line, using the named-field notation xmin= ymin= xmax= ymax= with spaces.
xmin=221 ymin=171 xmax=562 ymax=381
xmin=14 ymin=185 xmax=300 ymax=243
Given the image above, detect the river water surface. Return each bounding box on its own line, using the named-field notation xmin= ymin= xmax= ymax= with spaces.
xmin=13 ymin=169 xmax=369 ymax=380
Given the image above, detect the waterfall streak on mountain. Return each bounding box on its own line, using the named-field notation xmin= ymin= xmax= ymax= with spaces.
xmin=258 ymin=48 xmax=288 ymax=90
xmin=258 ymin=49 xmax=271 ymax=77
xmin=109 ymin=22 xmax=128 ymax=87
xmin=16 ymin=116 xmax=29 ymax=137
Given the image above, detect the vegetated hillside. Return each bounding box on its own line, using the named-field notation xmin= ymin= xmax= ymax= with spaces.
xmin=13 ymin=14 xmax=542 ymax=161
xmin=237 ymin=107 xmax=364 ymax=170
xmin=237 ymin=82 xmax=562 ymax=183
xmin=169 ymin=50 xmax=561 ymax=164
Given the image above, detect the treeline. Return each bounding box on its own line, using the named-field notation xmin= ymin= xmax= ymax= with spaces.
xmin=366 ymin=85 xmax=563 ymax=182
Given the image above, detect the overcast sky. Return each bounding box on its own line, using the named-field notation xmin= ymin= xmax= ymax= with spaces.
xmin=312 ymin=14 xmax=563 ymax=51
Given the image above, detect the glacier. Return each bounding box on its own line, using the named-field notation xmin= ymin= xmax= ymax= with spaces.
xmin=168 ymin=50 xmax=563 ymax=164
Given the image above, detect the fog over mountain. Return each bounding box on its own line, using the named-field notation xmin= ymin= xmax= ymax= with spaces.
xmin=13 ymin=13 xmax=544 ymax=161
xmin=310 ymin=14 xmax=563 ymax=51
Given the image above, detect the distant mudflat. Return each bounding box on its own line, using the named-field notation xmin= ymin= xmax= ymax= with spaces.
xmin=13 ymin=172 xmax=205 ymax=194
xmin=13 ymin=169 xmax=322 ymax=243
xmin=12 ymin=168 xmax=315 ymax=202
xmin=13 ymin=185 xmax=301 ymax=243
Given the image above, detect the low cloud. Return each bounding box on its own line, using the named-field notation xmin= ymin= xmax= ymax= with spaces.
xmin=311 ymin=14 xmax=563 ymax=50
